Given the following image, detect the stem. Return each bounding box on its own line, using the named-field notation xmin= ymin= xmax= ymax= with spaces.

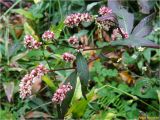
xmin=30 ymin=101 xmax=52 ymax=111
xmin=96 ymin=84 xmax=159 ymax=112
xmin=57 ymin=43 xmax=76 ymax=49
xmin=49 ymin=67 xmax=75 ymax=72
xmin=41 ymin=46 xmax=52 ymax=70
xmin=117 ymin=27 xmax=125 ymax=39
xmin=41 ymin=45 xmax=56 ymax=80
xmin=83 ymin=47 xmax=103 ymax=51
xmin=57 ymin=0 xmax=62 ymax=21
xmin=0 ymin=0 xmax=21 ymax=20
xmin=57 ymin=104 xmax=62 ymax=119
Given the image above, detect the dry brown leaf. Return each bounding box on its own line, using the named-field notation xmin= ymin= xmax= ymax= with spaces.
xmin=80 ymin=35 xmax=88 ymax=45
xmin=119 ymin=71 xmax=135 ymax=85
xmin=32 ymin=77 xmax=42 ymax=94
xmin=25 ymin=111 xmax=51 ymax=119
xmin=3 ymin=82 xmax=14 ymax=102
xmin=102 ymin=30 xmax=111 ymax=42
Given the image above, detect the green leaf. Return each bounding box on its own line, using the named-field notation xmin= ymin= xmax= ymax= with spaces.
xmin=71 ymin=0 xmax=84 ymax=6
xmin=12 ymin=9 xmax=34 ymax=20
xmin=0 ymin=110 xmax=16 ymax=120
xmin=61 ymin=71 xmax=77 ymax=117
xmin=27 ymin=50 xmax=50 ymax=57
xmin=87 ymin=2 xmax=100 ymax=11
xmin=24 ymin=22 xmax=39 ymax=40
xmin=67 ymin=90 xmax=95 ymax=118
xmin=75 ymin=30 xmax=88 ymax=38
xmin=10 ymin=51 xmax=28 ymax=63
xmin=122 ymin=52 xmax=135 ymax=64
xmin=143 ymin=48 xmax=151 ymax=63
xmin=50 ymin=21 xmax=65 ymax=39
xmin=131 ymin=80 xmax=158 ymax=99
xmin=111 ymin=35 xmax=160 ymax=48
xmin=76 ymin=52 xmax=89 ymax=99
xmin=42 ymin=75 xmax=56 ymax=91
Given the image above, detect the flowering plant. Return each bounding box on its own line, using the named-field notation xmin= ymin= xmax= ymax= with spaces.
xmin=0 ymin=0 xmax=159 ymax=119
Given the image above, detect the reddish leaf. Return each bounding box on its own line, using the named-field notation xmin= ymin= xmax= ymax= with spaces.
xmin=132 ymin=13 xmax=155 ymax=37
xmin=108 ymin=0 xmax=122 ymax=12
xmin=117 ymin=8 xmax=134 ymax=34
xmin=111 ymin=35 xmax=160 ymax=49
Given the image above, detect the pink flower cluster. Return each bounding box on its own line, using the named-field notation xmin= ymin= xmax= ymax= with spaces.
xmin=19 ymin=64 xmax=48 ymax=99
xmin=64 ymin=13 xmax=92 ymax=27
xmin=81 ymin=13 xmax=93 ymax=22
xmin=98 ymin=6 xmax=112 ymax=16
xmin=24 ymin=35 xmax=42 ymax=49
xmin=111 ymin=28 xmax=129 ymax=40
xmin=52 ymin=83 xmax=72 ymax=103
xmin=62 ymin=52 xmax=76 ymax=62
xmin=42 ymin=30 xmax=55 ymax=41
xmin=68 ymin=35 xmax=79 ymax=45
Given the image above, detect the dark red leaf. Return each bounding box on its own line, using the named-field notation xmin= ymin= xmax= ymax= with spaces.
xmin=132 ymin=13 xmax=155 ymax=37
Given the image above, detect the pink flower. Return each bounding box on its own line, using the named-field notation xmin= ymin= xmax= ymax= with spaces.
xmin=24 ymin=35 xmax=42 ymax=49
xmin=62 ymin=52 xmax=76 ymax=62
xmin=111 ymin=28 xmax=129 ymax=40
xmin=42 ymin=30 xmax=55 ymax=41
xmin=68 ymin=35 xmax=79 ymax=45
xmin=98 ymin=6 xmax=112 ymax=16
xmin=19 ymin=74 xmax=33 ymax=99
xmin=19 ymin=64 xmax=48 ymax=99
xmin=81 ymin=13 xmax=93 ymax=22
xmin=64 ymin=13 xmax=93 ymax=27
xmin=52 ymin=83 xmax=72 ymax=103
xmin=64 ymin=13 xmax=81 ymax=27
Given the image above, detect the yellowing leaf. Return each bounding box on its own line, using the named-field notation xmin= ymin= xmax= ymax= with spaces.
xmin=24 ymin=22 xmax=39 ymax=40
xmin=33 ymin=0 xmax=42 ymax=4
xmin=42 ymin=75 xmax=56 ymax=91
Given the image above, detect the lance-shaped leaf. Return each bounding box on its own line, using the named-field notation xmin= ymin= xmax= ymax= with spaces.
xmin=76 ymin=52 xmax=89 ymax=99
xmin=132 ymin=13 xmax=155 ymax=37
xmin=117 ymin=8 xmax=134 ymax=34
xmin=61 ymin=71 xmax=77 ymax=117
xmin=111 ymin=35 xmax=160 ymax=48
xmin=137 ymin=0 xmax=156 ymax=14
xmin=3 ymin=82 xmax=14 ymax=102
xmin=108 ymin=0 xmax=122 ymax=13
xmin=96 ymin=13 xmax=117 ymax=23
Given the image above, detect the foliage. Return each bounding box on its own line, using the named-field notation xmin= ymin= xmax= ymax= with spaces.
xmin=0 ymin=0 xmax=159 ymax=119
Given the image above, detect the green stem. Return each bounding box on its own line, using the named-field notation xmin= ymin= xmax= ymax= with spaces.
xmin=42 ymin=46 xmax=51 ymax=70
xmin=30 ymin=101 xmax=52 ymax=111
xmin=57 ymin=0 xmax=62 ymax=21
xmin=57 ymin=104 xmax=62 ymax=119
xmin=96 ymin=84 xmax=159 ymax=112
xmin=0 ymin=0 xmax=21 ymax=20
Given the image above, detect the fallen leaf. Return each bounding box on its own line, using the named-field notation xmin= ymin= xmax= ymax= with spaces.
xmin=25 ymin=111 xmax=51 ymax=119
xmin=3 ymin=82 xmax=14 ymax=102
xmin=32 ymin=77 xmax=42 ymax=94
xmin=119 ymin=71 xmax=135 ymax=85
xmin=102 ymin=30 xmax=111 ymax=42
